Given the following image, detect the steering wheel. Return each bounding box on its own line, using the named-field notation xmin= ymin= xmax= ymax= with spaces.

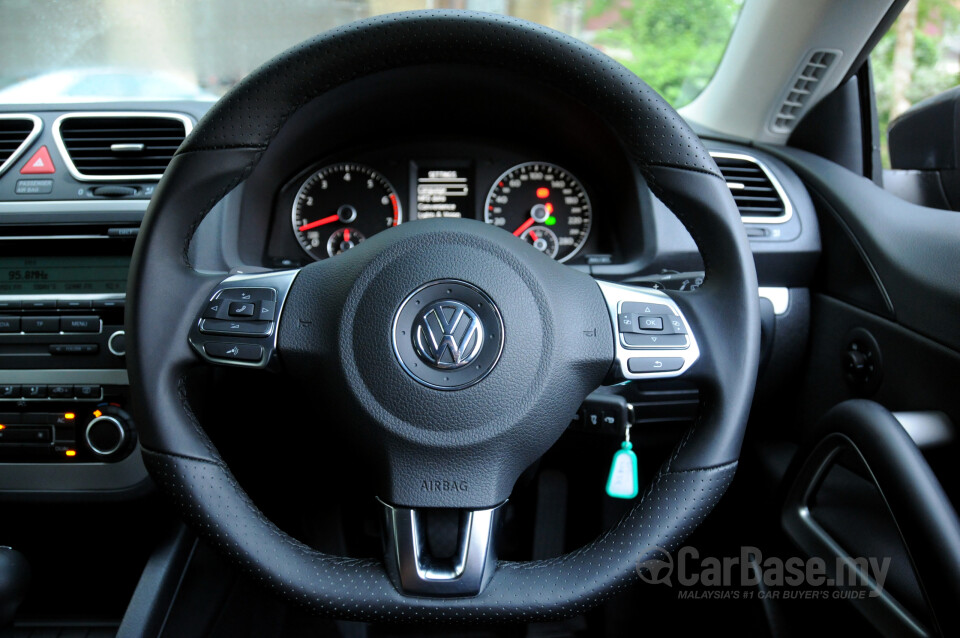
xmin=127 ymin=11 xmax=759 ymax=622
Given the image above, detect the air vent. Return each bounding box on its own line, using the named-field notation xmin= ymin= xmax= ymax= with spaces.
xmin=54 ymin=112 xmax=192 ymax=181
xmin=771 ymin=49 xmax=839 ymax=134
xmin=711 ymin=152 xmax=792 ymax=224
xmin=0 ymin=115 xmax=42 ymax=178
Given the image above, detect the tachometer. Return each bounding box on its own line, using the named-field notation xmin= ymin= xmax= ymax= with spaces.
xmin=291 ymin=163 xmax=401 ymax=260
xmin=484 ymin=162 xmax=591 ymax=262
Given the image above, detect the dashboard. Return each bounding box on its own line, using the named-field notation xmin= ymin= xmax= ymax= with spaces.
xmin=0 ymin=87 xmax=820 ymax=498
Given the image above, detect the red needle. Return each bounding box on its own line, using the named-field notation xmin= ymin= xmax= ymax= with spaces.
xmin=344 ymin=228 xmax=351 ymax=242
xmin=298 ymin=213 xmax=339 ymax=232
xmin=529 ymin=230 xmax=539 ymax=242
xmin=513 ymin=217 xmax=535 ymax=237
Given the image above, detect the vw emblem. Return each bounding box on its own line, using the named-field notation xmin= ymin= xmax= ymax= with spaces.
xmin=392 ymin=280 xmax=504 ymax=390
xmin=414 ymin=301 xmax=484 ymax=369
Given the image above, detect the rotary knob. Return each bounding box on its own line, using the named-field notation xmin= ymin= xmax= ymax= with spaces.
xmin=84 ymin=406 xmax=136 ymax=460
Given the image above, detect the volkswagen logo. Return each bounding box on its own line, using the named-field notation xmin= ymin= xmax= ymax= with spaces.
xmin=414 ymin=301 xmax=484 ymax=369
xmin=392 ymin=280 xmax=504 ymax=390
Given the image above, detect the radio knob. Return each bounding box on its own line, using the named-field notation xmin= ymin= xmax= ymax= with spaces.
xmin=108 ymin=330 xmax=126 ymax=357
xmin=84 ymin=415 xmax=127 ymax=457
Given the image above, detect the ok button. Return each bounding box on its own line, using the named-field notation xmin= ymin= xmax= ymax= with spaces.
xmin=639 ymin=316 xmax=663 ymax=330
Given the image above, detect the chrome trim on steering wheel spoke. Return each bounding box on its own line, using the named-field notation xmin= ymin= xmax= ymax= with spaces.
xmin=381 ymin=499 xmax=503 ymax=597
xmin=596 ymin=280 xmax=700 ymax=381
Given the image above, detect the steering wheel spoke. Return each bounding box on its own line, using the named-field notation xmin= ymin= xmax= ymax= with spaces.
xmin=381 ymin=500 xmax=503 ymax=597
xmin=597 ymin=279 xmax=701 ymax=381
xmin=187 ymin=269 xmax=299 ymax=370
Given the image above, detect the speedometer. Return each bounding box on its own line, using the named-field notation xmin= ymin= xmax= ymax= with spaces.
xmin=484 ymin=162 xmax=592 ymax=262
xmin=291 ymin=163 xmax=401 ymax=261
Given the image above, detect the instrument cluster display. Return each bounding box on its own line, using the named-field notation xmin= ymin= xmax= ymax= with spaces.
xmin=414 ymin=163 xmax=472 ymax=220
xmin=273 ymin=155 xmax=601 ymax=265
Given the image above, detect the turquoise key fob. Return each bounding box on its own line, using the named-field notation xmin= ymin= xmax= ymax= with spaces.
xmin=606 ymin=441 xmax=639 ymax=499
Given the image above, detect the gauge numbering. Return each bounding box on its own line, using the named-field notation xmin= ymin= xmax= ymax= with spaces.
xmin=484 ymin=162 xmax=592 ymax=262
xmin=291 ymin=163 xmax=401 ymax=260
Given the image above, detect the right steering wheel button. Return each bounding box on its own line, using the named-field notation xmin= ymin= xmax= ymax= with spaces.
xmin=638 ymin=316 xmax=663 ymax=331
xmin=621 ymin=333 xmax=687 ymax=348
xmin=665 ymin=315 xmax=687 ymax=334
xmin=628 ymin=357 xmax=684 ymax=373
xmin=621 ymin=301 xmax=672 ymax=316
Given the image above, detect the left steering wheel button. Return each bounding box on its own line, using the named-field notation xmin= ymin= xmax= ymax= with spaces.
xmin=257 ymin=300 xmax=276 ymax=321
xmin=228 ymin=301 xmax=256 ymax=317
xmin=203 ymin=342 xmax=263 ymax=362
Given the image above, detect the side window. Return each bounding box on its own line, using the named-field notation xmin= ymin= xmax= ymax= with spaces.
xmin=872 ymin=0 xmax=960 ymax=167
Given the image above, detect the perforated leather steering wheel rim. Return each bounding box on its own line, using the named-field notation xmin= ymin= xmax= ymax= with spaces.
xmin=127 ymin=10 xmax=760 ymax=621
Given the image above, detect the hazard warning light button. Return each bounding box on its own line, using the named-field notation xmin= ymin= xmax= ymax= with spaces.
xmin=20 ymin=146 xmax=56 ymax=174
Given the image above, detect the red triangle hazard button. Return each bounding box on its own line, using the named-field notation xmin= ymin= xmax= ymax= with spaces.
xmin=20 ymin=146 xmax=55 ymax=174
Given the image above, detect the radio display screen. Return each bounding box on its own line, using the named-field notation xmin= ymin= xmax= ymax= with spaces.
xmin=0 ymin=255 xmax=130 ymax=295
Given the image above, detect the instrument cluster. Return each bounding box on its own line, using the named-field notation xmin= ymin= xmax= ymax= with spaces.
xmin=265 ymin=149 xmax=610 ymax=267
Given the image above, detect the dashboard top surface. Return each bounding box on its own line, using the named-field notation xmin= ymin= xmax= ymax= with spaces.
xmin=0 ymin=91 xmax=818 ymax=286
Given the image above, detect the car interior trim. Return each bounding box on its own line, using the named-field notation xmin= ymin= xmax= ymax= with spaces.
xmin=0 ymin=114 xmax=42 ymax=179
xmin=381 ymin=499 xmax=502 ymax=597
xmin=0 ymin=369 xmax=128 ymax=385
xmin=894 ymin=411 xmax=955 ymax=449
xmin=0 ymin=200 xmax=149 ymax=213
xmin=782 ymin=433 xmax=930 ymax=638
xmin=758 ymin=287 xmax=790 ymax=315
xmin=0 ymin=443 xmax=149 ymax=494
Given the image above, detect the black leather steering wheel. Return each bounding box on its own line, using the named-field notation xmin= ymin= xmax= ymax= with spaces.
xmin=127 ymin=11 xmax=760 ymax=621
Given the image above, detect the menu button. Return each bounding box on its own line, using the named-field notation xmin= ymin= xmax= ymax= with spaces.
xmin=62 ymin=316 xmax=100 ymax=333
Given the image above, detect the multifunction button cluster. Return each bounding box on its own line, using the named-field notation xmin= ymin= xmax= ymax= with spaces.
xmin=188 ymin=271 xmax=297 ymax=369
xmin=597 ymin=280 xmax=700 ymax=380
xmin=614 ymin=302 xmax=690 ymax=373
xmin=200 ymin=288 xmax=277 ymax=335
xmin=194 ymin=286 xmax=279 ymax=365
xmin=617 ymin=302 xmax=689 ymax=349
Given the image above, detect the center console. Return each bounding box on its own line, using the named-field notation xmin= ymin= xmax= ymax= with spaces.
xmin=0 ymin=225 xmax=148 ymax=495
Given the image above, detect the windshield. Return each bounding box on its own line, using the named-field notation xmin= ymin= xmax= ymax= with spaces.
xmin=0 ymin=0 xmax=742 ymax=107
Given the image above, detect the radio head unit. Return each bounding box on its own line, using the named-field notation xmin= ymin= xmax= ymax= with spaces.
xmin=0 ymin=236 xmax=133 ymax=371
